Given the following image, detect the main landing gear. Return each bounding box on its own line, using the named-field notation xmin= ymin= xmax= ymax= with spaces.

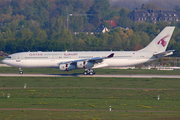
xmin=83 ymin=69 xmax=95 ymax=75
xmin=19 ymin=68 xmax=23 ymax=74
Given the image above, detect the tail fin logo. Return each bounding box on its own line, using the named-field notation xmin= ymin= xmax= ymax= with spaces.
xmin=157 ymin=35 xmax=170 ymax=47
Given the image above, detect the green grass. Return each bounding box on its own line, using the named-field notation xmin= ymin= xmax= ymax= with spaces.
xmin=0 ymin=77 xmax=180 ymax=119
xmin=1 ymin=89 xmax=180 ymax=111
xmin=0 ymin=77 xmax=179 ymax=89
xmin=1 ymin=111 xmax=180 ymax=120
xmin=1 ymin=67 xmax=180 ymax=75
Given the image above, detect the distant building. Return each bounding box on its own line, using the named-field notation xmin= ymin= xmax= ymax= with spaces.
xmin=104 ymin=20 xmax=117 ymax=28
xmin=119 ymin=27 xmax=130 ymax=30
xmin=128 ymin=9 xmax=180 ymax=23
xmin=94 ymin=20 xmax=117 ymax=34
xmin=74 ymin=32 xmax=94 ymax=35
xmin=94 ymin=25 xmax=109 ymax=34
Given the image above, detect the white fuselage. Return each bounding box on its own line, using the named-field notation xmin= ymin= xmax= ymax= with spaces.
xmin=2 ymin=27 xmax=175 ymax=73
xmin=2 ymin=51 xmax=156 ymax=69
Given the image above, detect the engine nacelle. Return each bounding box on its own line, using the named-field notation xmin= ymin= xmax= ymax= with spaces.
xmin=76 ymin=61 xmax=94 ymax=69
xmin=76 ymin=61 xmax=84 ymax=69
xmin=59 ymin=63 xmax=76 ymax=71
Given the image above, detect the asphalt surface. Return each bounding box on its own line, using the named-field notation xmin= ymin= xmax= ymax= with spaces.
xmin=1 ymin=73 xmax=180 ymax=78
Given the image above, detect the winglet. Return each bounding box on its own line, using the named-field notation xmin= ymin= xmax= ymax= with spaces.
xmin=106 ymin=53 xmax=114 ymax=59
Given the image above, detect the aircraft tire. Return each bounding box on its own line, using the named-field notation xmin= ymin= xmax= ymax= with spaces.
xmin=83 ymin=71 xmax=88 ymax=75
xmin=19 ymin=71 xmax=23 ymax=74
xmin=89 ymin=72 xmax=93 ymax=75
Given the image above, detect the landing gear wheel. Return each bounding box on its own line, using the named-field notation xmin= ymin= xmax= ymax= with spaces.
xmin=83 ymin=69 xmax=95 ymax=75
xmin=19 ymin=71 xmax=23 ymax=74
xmin=90 ymin=69 xmax=95 ymax=75
xmin=19 ymin=68 xmax=23 ymax=74
xmin=83 ymin=71 xmax=88 ymax=75
xmin=89 ymin=72 xmax=93 ymax=75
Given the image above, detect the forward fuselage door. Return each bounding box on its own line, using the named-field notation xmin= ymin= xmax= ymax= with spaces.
xmin=16 ymin=55 xmax=21 ymax=62
xmin=51 ymin=54 xmax=54 ymax=60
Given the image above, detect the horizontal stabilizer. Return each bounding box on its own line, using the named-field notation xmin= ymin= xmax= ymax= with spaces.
xmin=153 ymin=50 xmax=175 ymax=58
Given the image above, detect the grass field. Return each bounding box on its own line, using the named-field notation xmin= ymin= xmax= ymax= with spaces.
xmin=1 ymin=110 xmax=180 ymax=120
xmin=0 ymin=77 xmax=180 ymax=120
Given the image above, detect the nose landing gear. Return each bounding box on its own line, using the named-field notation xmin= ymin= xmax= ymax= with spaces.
xmin=19 ymin=68 xmax=23 ymax=74
xmin=83 ymin=69 xmax=95 ymax=75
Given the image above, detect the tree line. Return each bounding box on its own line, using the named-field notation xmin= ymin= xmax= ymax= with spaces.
xmin=0 ymin=0 xmax=180 ymax=57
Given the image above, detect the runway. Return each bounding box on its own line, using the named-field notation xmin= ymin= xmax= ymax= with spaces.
xmin=1 ymin=73 xmax=180 ymax=78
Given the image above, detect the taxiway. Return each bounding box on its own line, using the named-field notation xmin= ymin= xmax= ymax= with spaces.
xmin=1 ymin=73 xmax=180 ymax=78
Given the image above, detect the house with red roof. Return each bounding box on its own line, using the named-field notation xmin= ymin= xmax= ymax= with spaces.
xmin=104 ymin=20 xmax=117 ymax=28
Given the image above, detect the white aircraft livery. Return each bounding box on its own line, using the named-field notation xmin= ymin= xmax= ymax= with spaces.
xmin=2 ymin=26 xmax=175 ymax=75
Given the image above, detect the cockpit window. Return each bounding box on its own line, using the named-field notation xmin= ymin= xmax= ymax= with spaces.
xmin=6 ymin=56 xmax=11 ymax=59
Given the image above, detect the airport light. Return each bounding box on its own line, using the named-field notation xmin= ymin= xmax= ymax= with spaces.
xmin=157 ymin=95 xmax=160 ymax=100
xmin=7 ymin=93 xmax=10 ymax=98
xmin=24 ymin=83 xmax=27 ymax=89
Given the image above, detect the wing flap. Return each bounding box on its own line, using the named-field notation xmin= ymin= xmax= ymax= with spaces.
xmin=92 ymin=63 xmax=109 ymax=69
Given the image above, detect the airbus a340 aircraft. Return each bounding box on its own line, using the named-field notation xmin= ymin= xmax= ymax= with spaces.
xmin=2 ymin=26 xmax=175 ymax=75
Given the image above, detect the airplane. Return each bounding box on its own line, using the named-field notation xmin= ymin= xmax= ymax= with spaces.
xmin=2 ymin=26 xmax=175 ymax=75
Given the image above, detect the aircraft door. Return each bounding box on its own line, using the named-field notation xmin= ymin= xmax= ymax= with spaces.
xmin=135 ymin=53 xmax=139 ymax=59
xmin=16 ymin=55 xmax=21 ymax=62
xmin=51 ymin=53 xmax=55 ymax=61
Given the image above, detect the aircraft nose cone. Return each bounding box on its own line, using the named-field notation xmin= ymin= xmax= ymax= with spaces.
xmin=2 ymin=59 xmax=7 ymax=64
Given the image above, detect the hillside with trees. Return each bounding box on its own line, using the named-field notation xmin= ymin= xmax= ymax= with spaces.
xmin=0 ymin=0 xmax=180 ymax=57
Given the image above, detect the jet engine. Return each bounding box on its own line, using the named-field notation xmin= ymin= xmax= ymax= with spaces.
xmin=76 ymin=61 xmax=94 ymax=69
xmin=59 ymin=63 xmax=75 ymax=71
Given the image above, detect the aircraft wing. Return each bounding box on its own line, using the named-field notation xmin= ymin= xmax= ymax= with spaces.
xmin=153 ymin=50 xmax=175 ymax=58
xmin=88 ymin=53 xmax=114 ymax=63
xmin=60 ymin=53 xmax=114 ymax=64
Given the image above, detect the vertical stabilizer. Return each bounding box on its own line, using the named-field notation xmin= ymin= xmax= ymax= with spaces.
xmin=139 ymin=26 xmax=175 ymax=52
